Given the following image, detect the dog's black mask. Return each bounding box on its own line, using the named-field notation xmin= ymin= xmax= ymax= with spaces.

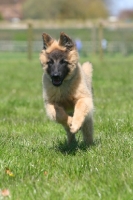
xmin=46 ymin=50 xmax=70 ymax=87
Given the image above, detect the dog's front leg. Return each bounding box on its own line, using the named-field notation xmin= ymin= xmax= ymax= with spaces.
xmin=70 ymin=98 xmax=93 ymax=134
xmin=45 ymin=103 xmax=72 ymax=127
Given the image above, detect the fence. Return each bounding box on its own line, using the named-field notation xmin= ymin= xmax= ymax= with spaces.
xmin=0 ymin=40 xmax=133 ymax=56
xmin=0 ymin=21 xmax=133 ymax=58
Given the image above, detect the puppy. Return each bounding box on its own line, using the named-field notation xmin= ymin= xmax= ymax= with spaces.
xmin=40 ymin=32 xmax=94 ymax=145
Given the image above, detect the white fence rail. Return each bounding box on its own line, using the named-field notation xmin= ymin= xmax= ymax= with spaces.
xmin=0 ymin=40 xmax=133 ymax=55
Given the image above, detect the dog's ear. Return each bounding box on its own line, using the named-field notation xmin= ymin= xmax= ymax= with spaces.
xmin=59 ymin=32 xmax=74 ymax=50
xmin=42 ymin=33 xmax=54 ymax=49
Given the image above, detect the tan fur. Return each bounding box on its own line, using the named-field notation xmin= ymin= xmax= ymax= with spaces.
xmin=40 ymin=33 xmax=94 ymax=145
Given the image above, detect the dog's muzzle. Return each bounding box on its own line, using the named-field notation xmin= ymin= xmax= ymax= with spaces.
xmin=51 ymin=74 xmax=62 ymax=86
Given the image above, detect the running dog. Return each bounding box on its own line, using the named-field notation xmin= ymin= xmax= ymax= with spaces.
xmin=40 ymin=32 xmax=94 ymax=145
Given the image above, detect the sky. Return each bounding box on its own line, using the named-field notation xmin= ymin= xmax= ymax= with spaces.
xmin=110 ymin=0 xmax=133 ymax=15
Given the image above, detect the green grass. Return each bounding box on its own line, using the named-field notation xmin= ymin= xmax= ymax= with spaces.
xmin=0 ymin=52 xmax=133 ymax=199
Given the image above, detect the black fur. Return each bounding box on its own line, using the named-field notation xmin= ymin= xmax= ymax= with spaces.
xmin=46 ymin=49 xmax=70 ymax=86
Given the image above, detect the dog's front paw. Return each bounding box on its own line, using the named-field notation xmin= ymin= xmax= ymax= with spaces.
xmin=70 ymin=123 xmax=80 ymax=134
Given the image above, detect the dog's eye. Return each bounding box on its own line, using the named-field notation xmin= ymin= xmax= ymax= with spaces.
xmin=47 ymin=60 xmax=54 ymax=65
xmin=60 ymin=59 xmax=68 ymax=64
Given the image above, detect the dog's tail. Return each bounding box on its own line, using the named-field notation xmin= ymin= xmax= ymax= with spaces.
xmin=82 ymin=62 xmax=93 ymax=88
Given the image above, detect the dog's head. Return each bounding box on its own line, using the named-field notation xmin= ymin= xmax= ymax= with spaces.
xmin=40 ymin=32 xmax=79 ymax=87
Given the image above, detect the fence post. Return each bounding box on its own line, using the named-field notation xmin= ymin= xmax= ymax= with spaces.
xmin=27 ymin=23 xmax=33 ymax=60
xmin=98 ymin=22 xmax=103 ymax=61
xmin=91 ymin=23 xmax=96 ymax=55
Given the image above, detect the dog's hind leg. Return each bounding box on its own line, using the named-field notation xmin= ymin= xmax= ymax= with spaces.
xmin=81 ymin=115 xmax=93 ymax=145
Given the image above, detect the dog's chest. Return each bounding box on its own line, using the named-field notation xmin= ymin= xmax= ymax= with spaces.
xmin=46 ymin=86 xmax=75 ymax=111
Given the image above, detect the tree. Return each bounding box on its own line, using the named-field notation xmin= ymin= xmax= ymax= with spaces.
xmin=84 ymin=0 xmax=108 ymax=18
xmin=23 ymin=0 xmax=108 ymax=20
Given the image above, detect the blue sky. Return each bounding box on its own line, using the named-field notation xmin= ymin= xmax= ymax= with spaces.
xmin=110 ymin=0 xmax=133 ymax=15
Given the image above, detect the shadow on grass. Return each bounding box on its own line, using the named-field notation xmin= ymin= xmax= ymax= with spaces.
xmin=53 ymin=139 xmax=100 ymax=155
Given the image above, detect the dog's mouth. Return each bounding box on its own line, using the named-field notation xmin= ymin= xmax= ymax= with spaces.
xmin=52 ymin=76 xmax=63 ymax=86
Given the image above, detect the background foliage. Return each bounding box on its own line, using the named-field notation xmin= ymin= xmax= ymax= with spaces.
xmin=23 ymin=0 xmax=108 ymax=19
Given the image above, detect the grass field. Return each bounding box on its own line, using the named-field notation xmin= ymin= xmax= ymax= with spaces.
xmin=0 ymin=52 xmax=133 ymax=200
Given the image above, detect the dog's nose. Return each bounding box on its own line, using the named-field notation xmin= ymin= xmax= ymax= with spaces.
xmin=52 ymin=72 xmax=61 ymax=78
xmin=53 ymin=73 xmax=59 ymax=77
